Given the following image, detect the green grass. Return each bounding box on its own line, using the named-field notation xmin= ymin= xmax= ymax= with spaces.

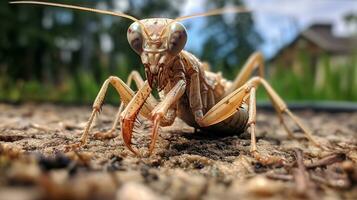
xmin=260 ymin=53 xmax=357 ymax=101
xmin=0 ymin=54 xmax=356 ymax=104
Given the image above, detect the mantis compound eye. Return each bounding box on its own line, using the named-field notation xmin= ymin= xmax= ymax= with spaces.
xmin=167 ymin=22 xmax=187 ymax=55
xmin=127 ymin=22 xmax=144 ymax=54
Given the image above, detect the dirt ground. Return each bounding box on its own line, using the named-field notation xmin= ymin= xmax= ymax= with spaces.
xmin=0 ymin=103 xmax=356 ymax=200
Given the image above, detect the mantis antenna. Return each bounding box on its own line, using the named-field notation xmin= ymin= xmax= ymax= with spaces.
xmin=10 ymin=1 xmax=251 ymax=41
xmin=159 ymin=6 xmax=250 ymax=37
xmin=175 ymin=6 xmax=250 ymax=22
xmin=9 ymin=1 xmax=152 ymax=40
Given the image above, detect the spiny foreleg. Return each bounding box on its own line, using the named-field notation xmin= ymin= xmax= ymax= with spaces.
xmin=120 ymin=81 xmax=153 ymax=155
xmin=148 ymin=79 xmax=186 ymax=155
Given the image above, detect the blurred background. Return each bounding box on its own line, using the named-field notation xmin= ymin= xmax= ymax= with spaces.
xmin=0 ymin=0 xmax=356 ymax=104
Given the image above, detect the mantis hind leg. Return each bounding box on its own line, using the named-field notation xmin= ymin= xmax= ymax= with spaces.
xmin=225 ymin=51 xmax=264 ymax=95
xmin=225 ymin=52 xmax=320 ymax=141
xmin=247 ymin=78 xmax=325 ymax=164
xmin=197 ymin=77 xmax=322 ymax=164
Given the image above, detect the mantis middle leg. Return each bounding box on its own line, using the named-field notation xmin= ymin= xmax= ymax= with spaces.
xmin=65 ymin=75 xmax=155 ymax=151
xmin=94 ymin=70 xmax=158 ymax=139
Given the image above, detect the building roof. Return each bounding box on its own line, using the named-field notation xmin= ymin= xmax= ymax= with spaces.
xmin=302 ymin=23 xmax=354 ymax=54
xmin=269 ymin=23 xmax=355 ymax=61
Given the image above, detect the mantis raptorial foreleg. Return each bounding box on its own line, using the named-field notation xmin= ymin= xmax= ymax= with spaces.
xmin=148 ymin=79 xmax=186 ymax=154
xmin=94 ymin=70 xmax=158 ymax=140
xmin=120 ymin=81 xmax=153 ymax=155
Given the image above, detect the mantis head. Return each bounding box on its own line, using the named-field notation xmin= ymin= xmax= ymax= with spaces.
xmin=127 ymin=19 xmax=187 ymax=89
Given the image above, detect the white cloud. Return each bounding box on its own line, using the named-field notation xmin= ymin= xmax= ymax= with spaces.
xmin=181 ymin=0 xmax=206 ymax=16
xmin=245 ymin=0 xmax=357 ymax=35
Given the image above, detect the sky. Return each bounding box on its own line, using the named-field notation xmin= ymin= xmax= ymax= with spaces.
xmin=181 ymin=0 xmax=357 ymax=59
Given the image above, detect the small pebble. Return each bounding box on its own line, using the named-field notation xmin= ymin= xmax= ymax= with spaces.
xmin=245 ymin=176 xmax=285 ymax=196
xmin=8 ymin=161 xmax=41 ymax=185
xmin=117 ymin=182 xmax=163 ymax=200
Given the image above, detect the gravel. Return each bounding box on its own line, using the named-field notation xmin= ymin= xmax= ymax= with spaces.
xmin=0 ymin=103 xmax=356 ymax=200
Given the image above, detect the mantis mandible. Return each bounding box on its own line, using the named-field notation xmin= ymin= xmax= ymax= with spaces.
xmin=11 ymin=1 xmax=323 ymax=164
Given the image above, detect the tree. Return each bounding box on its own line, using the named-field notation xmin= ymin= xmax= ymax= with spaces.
xmin=199 ymin=0 xmax=262 ymax=79
xmin=0 ymin=0 xmax=184 ymax=102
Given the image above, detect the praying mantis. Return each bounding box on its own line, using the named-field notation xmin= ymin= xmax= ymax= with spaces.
xmin=11 ymin=1 xmax=323 ymax=164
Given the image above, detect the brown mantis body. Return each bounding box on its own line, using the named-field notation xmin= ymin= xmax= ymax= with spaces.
xmin=11 ymin=1 xmax=322 ymax=163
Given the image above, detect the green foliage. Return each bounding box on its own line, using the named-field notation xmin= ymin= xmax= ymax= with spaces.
xmin=1 ymin=52 xmax=355 ymax=103
xmin=0 ymin=0 xmax=181 ymax=103
xmin=257 ymin=53 xmax=357 ymax=101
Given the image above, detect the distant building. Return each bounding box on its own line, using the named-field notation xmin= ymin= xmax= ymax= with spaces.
xmin=268 ymin=23 xmax=356 ymax=90
xmin=269 ymin=23 xmax=356 ymax=70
